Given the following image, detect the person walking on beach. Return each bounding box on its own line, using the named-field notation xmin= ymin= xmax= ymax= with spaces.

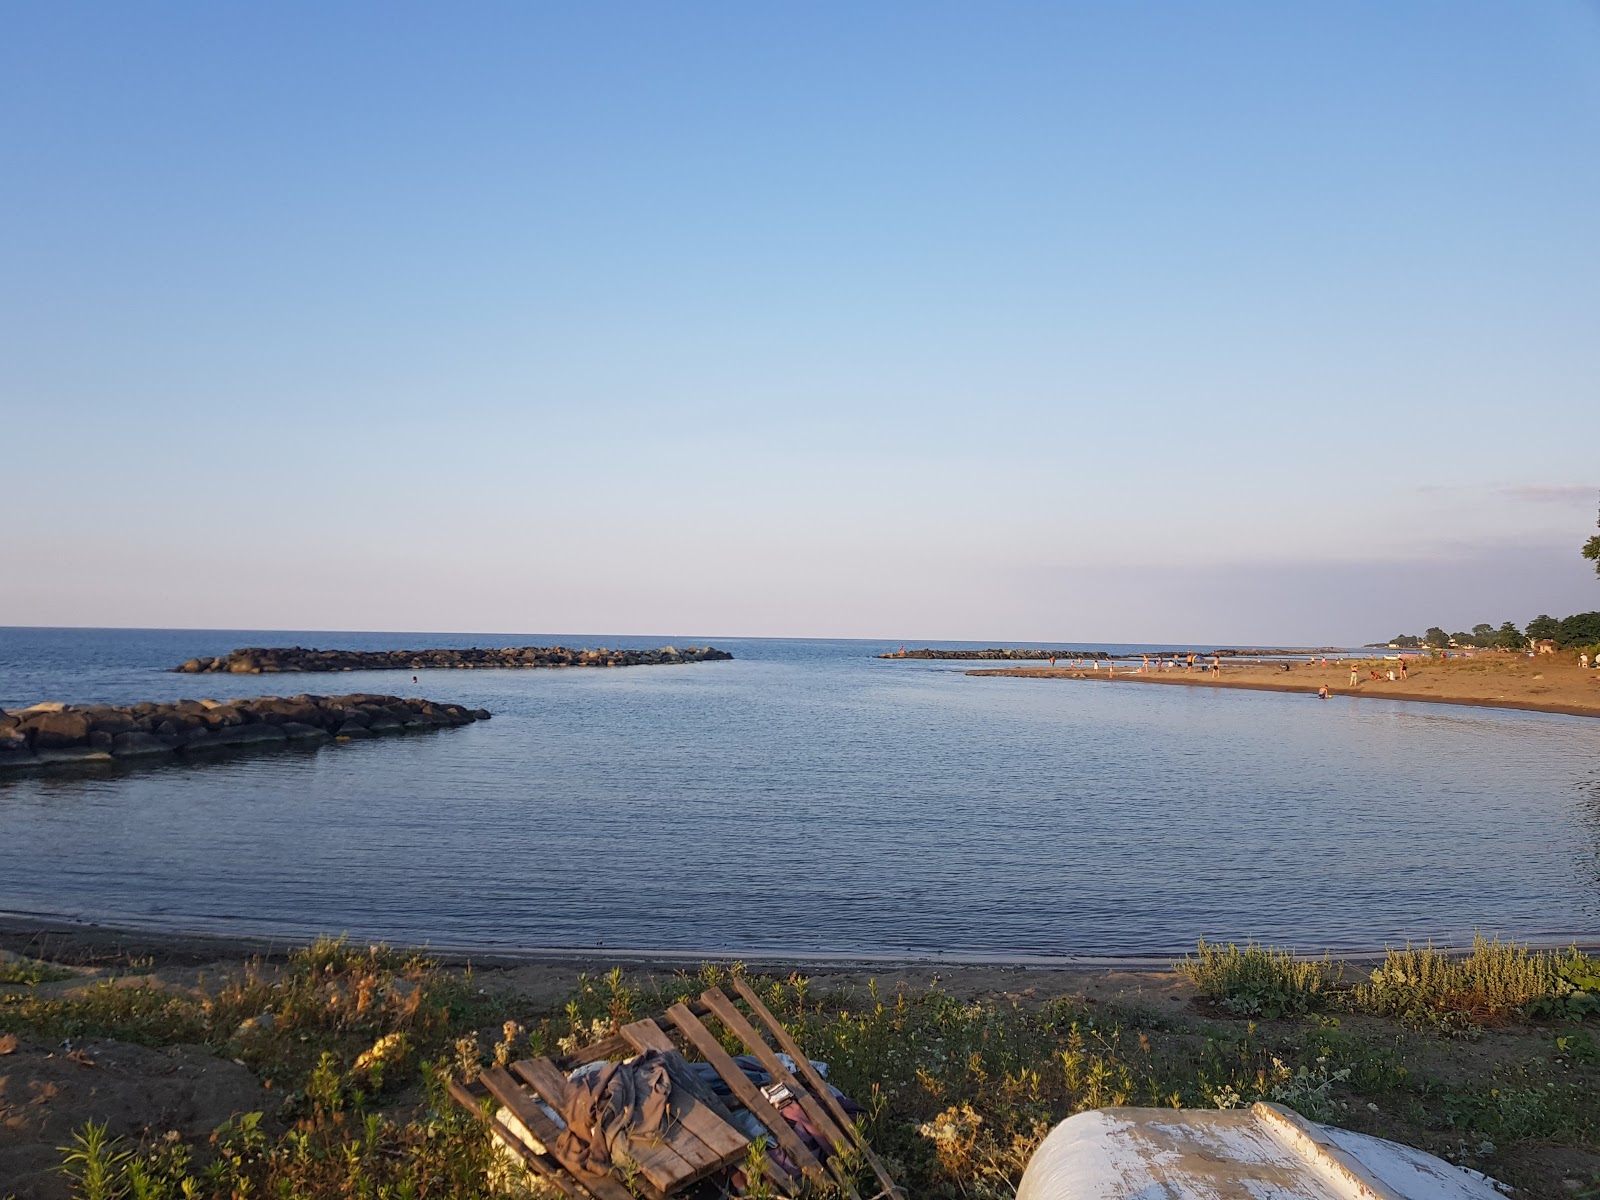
xmin=1211 ymin=656 xmax=1221 ymax=678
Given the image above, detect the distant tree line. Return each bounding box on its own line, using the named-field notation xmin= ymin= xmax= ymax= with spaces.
xmin=1386 ymin=612 xmax=1600 ymax=650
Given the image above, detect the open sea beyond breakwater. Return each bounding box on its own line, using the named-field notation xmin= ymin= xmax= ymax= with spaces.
xmin=1 ymin=627 xmax=1597 ymax=958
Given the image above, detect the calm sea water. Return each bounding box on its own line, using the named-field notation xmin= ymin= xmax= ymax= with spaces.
xmin=1 ymin=627 xmax=1597 ymax=959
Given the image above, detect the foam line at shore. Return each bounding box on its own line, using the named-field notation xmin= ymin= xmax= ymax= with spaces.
xmin=5 ymin=913 xmax=1596 ymax=970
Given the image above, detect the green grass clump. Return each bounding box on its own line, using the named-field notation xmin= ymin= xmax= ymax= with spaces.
xmin=0 ymin=954 xmax=74 ymax=986
xmin=1178 ymin=940 xmax=1341 ymax=1017
xmin=1352 ymin=936 xmax=1600 ymax=1026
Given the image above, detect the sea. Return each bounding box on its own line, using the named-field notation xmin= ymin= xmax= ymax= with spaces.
xmin=1 ymin=627 xmax=1596 ymax=961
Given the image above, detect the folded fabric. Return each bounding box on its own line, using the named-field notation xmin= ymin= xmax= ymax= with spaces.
xmin=554 ymin=1050 xmax=673 ymax=1181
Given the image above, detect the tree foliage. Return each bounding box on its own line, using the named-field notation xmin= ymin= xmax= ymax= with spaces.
xmin=1584 ymin=493 xmax=1600 ymax=578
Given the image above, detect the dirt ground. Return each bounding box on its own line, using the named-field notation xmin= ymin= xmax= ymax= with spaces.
xmin=970 ymin=652 xmax=1600 ymax=718
xmin=0 ymin=1034 xmax=267 ymax=1200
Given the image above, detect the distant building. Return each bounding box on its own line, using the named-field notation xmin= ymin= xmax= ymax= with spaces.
xmin=1533 ymin=639 xmax=1558 ymax=655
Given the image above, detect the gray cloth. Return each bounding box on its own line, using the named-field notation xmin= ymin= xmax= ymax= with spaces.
xmin=555 ymin=1050 xmax=673 ymax=1181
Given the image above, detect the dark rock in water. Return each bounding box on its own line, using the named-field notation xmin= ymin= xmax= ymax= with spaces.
xmin=24 ymin=711 xmax=93 ymax=748
xmin=171 ymin=644 xmax=734 ymax=674
xmin=0 ymin=694 xmax=489 ymax=774
xmin=112 ymin=731 xmax=179 ymax=756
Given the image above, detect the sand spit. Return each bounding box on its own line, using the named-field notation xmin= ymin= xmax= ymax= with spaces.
xmin=969 ymin=654 xmax=1600 ymax=718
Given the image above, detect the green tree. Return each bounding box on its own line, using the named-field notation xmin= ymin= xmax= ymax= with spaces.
xmin=1494 ymin=621 xmax=1524 ymax=649
xmin=1423 ymin=626 xmax=1450 ymax=648
xmin=1584 ymin=493 xmax=1599 ymax=577
xmin=1469 ymin=623 xmax=1495 ymax=647
xmin=1558 ymin=611 xmax=1600 ymax=646
xmin=1526 ymin=614 xmax=1559 ymax=641
xmin=1389 ymin=634 xmax=1421 ymax=648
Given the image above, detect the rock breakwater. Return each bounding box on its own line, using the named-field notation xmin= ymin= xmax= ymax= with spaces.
xmin=0 ymin=694 xmax=490 ymax=772
xmin=880 ymin=648 xmax=1110 ymax=660
xmin=174 ymin=645 xmax=733 ymax=674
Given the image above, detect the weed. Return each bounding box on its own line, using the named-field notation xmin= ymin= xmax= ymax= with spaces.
xmin=1353 ymin=936 xmax=1599 ymax=1026
xmin=1178 ymin=940 xmax=1341 ymax=1017
xmin=0 ymin=955 xmax=74 ymax=986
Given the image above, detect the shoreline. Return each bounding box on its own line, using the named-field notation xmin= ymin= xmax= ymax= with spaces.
xmin=6 ymin=913 xmax=1596 ymax=971
xmin=968 ymin=658 xmax=1600 ymax=719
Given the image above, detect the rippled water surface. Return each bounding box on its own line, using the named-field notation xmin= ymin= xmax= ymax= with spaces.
xmin=2 ymin=627 xmax=1597 ymax=957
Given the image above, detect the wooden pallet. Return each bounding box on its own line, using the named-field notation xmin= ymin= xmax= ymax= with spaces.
xmin=451 ymin=983 xmax=903 ymax=1199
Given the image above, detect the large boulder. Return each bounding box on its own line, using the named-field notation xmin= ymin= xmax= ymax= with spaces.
xmin=25 ymin=711 xmax=90 ymax=749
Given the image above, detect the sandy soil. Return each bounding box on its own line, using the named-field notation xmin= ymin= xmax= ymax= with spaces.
xmin=969 ymin=652 xmax=1600 ymax=718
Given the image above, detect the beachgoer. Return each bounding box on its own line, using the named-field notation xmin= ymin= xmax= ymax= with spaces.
xmin=1387 ymin=669 xmax=1396 ymax=681
xmin=1049 ymin=655 xmax=1056 ymax=667
xmin=412 ymin=675 xmax=418 ymax=683
xmin=1318 ymin=685 xmax=1329 ymax=700
xmin=1399 ymin=660 xmax=1408 ymax=680
xmin=1582 ymin=653 xmax=1591 ymax=670
xmin=1212 ymin=656 xmax=1221 ymax=677
xmin=1349 ymin=666 xmax=1359 ymax=686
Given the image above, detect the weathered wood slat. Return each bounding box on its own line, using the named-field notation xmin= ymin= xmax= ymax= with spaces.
xmin=566 ymin=1032 xmax=633 ymax=1066
xmin=505 ymin=1060 xmax=637 ymax=1200
xmin=700 ymin=988 xmax=862 ymax=1199
xmin=616 ymin=1021 xmax=798 ymax=1196
xmin=479 ymin=1065 xmax=564 ymax=1152
xmin=730 ymin=976 xmax=906 ymax=1200
xmin=700 ymin=988 xmax=850 ymax=1151
xmin=618 ymin=1020 xmax=751 ymax=1162
xmin=666 ymin=1001 xmax=828 ymax=1190
xmin=486 ymin=1121 xmax=591 ymax=1200
xmin=511 ymin=1054 xmax=700 ymax=1191
xmin=448 ymin=1077 xmax=588 ymax=1200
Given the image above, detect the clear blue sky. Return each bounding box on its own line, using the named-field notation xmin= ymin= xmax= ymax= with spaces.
xmin=4 ymin=2 xmax=1597 ymax=643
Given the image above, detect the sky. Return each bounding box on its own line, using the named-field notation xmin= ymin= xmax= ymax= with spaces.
xmin=3 ymin=2 xmax=1598 ymax=644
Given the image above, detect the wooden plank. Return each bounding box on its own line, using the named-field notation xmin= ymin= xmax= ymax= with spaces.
xmin=448 ymin=1077 xmax=491 ymax=1116
xmin=506 ymin=1060 xmax=637 ymax=1200
xmin=700 ymin=988 xmax=862 ymax=1198
xmin=700 ymin=989 xmax=849 ymax=1149
xmin=449 ymin=1077 xmax=588 ymax=1200
xmin=479 ymin=1066 xmax=563 ymax=1152
xmin=666 ymin=1001 xmax=829 ymax=1190
xmin=566 ymin=1032 xmax=632 ymax=1066
xmin=513 ymin=1054 xmax=706 ymax=1199
xmin=486 ymin=1122 xmax=590 ymax=1200
xmin=731 ymin=977 xmax=907 ymax=1200
xmin=621 ymin=1020 xmax=743 ymax=1124
xmin=617 ymin=1020 xmax=798 ymax=1197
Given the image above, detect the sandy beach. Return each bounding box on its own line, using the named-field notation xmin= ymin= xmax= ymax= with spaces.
xmin=968 ymin=652 xmax=1600 ymax=718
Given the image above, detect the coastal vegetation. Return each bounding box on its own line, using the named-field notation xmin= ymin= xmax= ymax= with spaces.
xmin=3 ymin=937 xmax=1599 ymax=1198
xmin=1386 ymin=612 xmax=1600 ymax=650
xmin=1183 ymin=936 xmax=1600 ymax=1029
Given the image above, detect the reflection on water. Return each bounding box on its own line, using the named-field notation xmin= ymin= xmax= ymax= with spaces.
xmin=1 ymin=628 xmax=1597 ymax=957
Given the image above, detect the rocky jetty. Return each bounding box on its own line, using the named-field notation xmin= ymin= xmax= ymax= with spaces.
xmin=174 ymin=645 xmax=733 ymax=674
xmin=879 ymin=648 xmax=1110 ymax=660
xmin=0 ymin=694 xmax=490 ymax=772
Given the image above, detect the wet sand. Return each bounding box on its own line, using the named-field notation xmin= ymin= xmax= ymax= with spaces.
xmin=969 ymin=653 xmax=1600 ymax=718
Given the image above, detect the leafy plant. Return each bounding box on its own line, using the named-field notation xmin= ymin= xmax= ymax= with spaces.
xmin=1178 ymin=941 xmax=1341 ymax=1017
